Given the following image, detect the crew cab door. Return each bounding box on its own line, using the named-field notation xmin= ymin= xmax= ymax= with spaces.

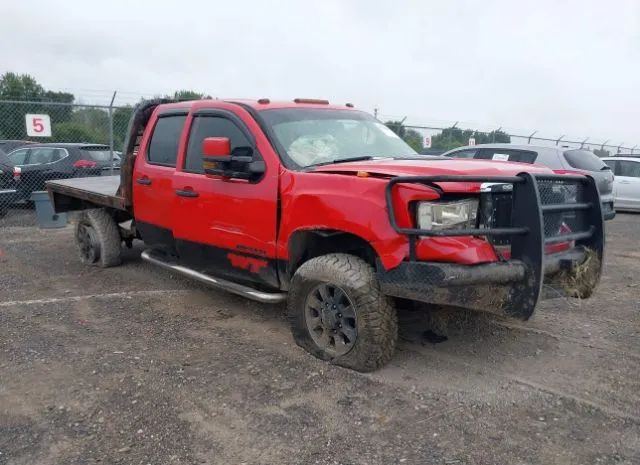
xmin=171 ymin=109 xmax=280 ymax=288
xmin=132 ymin=110 xmax=188 ymax=252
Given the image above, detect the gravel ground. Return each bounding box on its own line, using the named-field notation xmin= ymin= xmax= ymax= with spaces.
xmin=0 ymin=214 xmax=639 ymax=465
xmin=0 ymin=207 xmax=36 ymax=228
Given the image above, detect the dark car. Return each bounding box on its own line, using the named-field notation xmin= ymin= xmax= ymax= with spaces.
xmin=0 ymin=151 xmax=21 ymax=216
xmin=442 ymin=143 xmax=616 ymax=220
xmin=4 ymin=143 xmax=114 ymax=201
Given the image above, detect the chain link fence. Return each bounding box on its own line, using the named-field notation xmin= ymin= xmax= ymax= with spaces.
xmin=377 ymin=113 xmax=638 ymax=156
xmin=0 ymin=100 xmax=131 ymax=226
xmin=404 ymin=123 xmax=638 ymax=155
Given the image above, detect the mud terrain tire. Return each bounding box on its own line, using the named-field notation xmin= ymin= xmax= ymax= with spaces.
xmin=288 ymin=253 xmax=397 ymax=372
xmin=75 ymin=209 xmax=122 ymax=268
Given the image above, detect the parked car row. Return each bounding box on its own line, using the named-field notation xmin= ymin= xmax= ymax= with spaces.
xmin=442 ymin=144 xmax=621 ymax=219
xmin=1 ymin=137 xmax=637 ymax=217
xmin=0 ymin=141 xmax=120 ymax=216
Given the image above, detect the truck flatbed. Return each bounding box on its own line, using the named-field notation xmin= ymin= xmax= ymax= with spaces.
xmin=47 ymin=176 xmax=127 ymax=212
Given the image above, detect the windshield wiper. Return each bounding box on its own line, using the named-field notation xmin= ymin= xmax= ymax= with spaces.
xmin=309 ymin=156 xmax=377 ymax=168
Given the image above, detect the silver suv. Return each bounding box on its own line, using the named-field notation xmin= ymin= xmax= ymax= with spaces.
xmin=443 ymin=144 xmax=615 ymax=220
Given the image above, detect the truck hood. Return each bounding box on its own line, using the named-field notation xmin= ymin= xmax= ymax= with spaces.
xmin=312 ymin=157 xmax=553 ymax=192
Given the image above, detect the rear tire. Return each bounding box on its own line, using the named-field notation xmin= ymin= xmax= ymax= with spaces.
xmin=75 ymin=209 xmax=122 ymax=268
xmin=288 ymin=253 xmax=397 ymax=372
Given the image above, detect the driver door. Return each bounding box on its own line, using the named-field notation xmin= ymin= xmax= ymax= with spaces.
xmin=171 ymin=111 xmax=280 ymax=289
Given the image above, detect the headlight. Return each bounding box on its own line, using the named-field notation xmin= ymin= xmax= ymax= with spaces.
xmin=416 ymin=199 xmax=479 ymax=230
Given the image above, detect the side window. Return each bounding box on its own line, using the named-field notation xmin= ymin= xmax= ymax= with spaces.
xmin=147 ymin=115 xmax=187 ymax=166
xmin=28 ymin=148 xmax=61 ymax=165
xmin=8 ymin=148 xmax=29 ymax=165
xmin=447 ymin=149 xmax=477 ymax=159
xmin=184 ymin=116 xmax=252 ymax=173
xmin=603 ymin=160 xmax=617 ymax=172
xmin=618 ymin=161 xmax=640 ymax=178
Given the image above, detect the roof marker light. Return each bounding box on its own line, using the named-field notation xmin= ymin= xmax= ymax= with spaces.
xmin=257 ymin=98 xmax=270 ymax=104
xmin=293 ymin=98 xmax=329 ymax=105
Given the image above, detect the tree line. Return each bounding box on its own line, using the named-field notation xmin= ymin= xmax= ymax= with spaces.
xmin=384 ymin=120 xmax=510 ymax=152
xmin=0 ymin=72 xmax=210 ymax=150
xmin=1 ymin=71 xmax=511 ymax=154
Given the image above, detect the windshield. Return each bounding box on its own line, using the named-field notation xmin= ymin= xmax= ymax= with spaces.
xmin=260 ymin=108 xmax=417 ymax=168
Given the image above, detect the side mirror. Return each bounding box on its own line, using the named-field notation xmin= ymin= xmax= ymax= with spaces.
xmin=202 ymin=139 xmax=265 ymax=182
xmin=202 ymin=137 xmax=231 ymax=162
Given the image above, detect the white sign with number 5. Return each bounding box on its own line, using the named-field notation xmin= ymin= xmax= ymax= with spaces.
xmin=25 ymin=114 xmax=52 ymax=137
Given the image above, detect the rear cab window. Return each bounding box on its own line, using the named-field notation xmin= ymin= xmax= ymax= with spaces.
xmin=81 ymin=146 xmax=112 ymax=162
xmin=476 ymin=149 xmax=537 ymax=163
xmin=446 ymin=149 xmax=477 ymax=158
xmin=147 ymin=115 xmax=187 ymax=167
xmin=563 ymin=150 xmax=609 ymax=172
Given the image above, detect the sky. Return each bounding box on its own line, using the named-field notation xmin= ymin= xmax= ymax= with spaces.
xmin=1 ymin=0 xmax=639 ymax=145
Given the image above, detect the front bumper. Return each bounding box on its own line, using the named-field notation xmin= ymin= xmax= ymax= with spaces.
xmin=383 ymin=172 xmax=605 ymax=320
xmin=378 ymin=246 xmax=597 ymax=320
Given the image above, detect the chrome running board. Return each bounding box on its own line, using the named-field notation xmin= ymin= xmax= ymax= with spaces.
xmin=141 ymin=249 xmax=287 ymax=304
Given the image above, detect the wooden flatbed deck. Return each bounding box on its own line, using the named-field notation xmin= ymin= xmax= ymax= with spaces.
xmin=46 ymin=176 xmax=127 ymax=211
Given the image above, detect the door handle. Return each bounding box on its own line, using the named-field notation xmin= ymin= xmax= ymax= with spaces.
xmin=175 ymin=188 xmax=199 ymax=198
xmin=136 ymin=177 xmax=152 ymax=186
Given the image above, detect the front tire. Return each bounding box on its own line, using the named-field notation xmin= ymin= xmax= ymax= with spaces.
xmin=75 ymin=209 xmax=122 ymax=268
xmin=288 ymin=254 xmax=397 ymax=372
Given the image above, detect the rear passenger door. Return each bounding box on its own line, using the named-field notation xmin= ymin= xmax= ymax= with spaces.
xmin=132 ymin=111 xmax=188 ymax=253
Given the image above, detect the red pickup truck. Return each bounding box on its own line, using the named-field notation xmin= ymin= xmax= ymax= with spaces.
xmin=47 ymin=98 xmax=604 ymax=371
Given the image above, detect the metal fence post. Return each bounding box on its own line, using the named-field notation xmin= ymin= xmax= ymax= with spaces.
xmin=108 ymin=91 xmax=117 ymax=175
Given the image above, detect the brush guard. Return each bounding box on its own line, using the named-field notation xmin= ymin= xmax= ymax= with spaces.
xmin=379 ymin=172 xmax=604 ymax=320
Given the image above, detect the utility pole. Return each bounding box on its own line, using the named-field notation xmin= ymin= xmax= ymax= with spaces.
xmin=109 ymin=91 xmax=117 ymax=175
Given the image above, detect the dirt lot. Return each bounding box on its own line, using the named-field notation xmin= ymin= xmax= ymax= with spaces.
xmin=0 ymin=214 xmax=638 ymax=465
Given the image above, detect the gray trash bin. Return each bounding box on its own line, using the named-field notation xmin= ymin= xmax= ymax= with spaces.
xmin=30 ymin=191 xmax=67 ymax=228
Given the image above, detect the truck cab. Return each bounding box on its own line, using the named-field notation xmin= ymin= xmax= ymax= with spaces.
xmin=47 ymin=98 xmax=605 ymax=372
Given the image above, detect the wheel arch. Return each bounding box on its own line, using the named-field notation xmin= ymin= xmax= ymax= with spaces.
xmin=281 ymin=229 xmax=379 ymax=290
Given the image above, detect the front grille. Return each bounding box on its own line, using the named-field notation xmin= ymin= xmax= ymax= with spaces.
xmin=481 ymin=178 xmax=589 ymax=249
xmin=480 ymin=192 xmax=512 ymax=246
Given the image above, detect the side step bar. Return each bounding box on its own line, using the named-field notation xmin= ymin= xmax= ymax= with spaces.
xmin=141 ymin=249 xmax=287 ymax=304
